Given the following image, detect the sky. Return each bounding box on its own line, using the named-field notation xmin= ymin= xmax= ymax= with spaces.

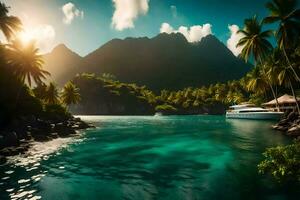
xmin=1 ymin=0 xmax=282 ymax=56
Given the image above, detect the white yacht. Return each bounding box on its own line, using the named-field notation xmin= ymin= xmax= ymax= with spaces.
xmin=226 ymin=104 xmax=284 ymax=120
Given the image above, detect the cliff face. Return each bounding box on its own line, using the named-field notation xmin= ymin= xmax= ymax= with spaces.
xmin=69 ymin=74 xmax=226 ymax=115
xmin=70 ymin=75 xmax=155 ymax=115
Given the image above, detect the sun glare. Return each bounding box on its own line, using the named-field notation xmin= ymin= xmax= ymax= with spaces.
xmin=15 ymin=25 xmax=55 ymax=53
xmin=18 ymin=30 xmax=35 ymax=46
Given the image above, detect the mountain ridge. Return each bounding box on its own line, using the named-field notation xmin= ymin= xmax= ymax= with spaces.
xmin=43 ymin=33 xmax=252 ymax=90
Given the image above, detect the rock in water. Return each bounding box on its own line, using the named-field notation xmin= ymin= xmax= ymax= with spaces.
xmin=287 ymin=125 xmax=300 ymax=136
xmin=3 ymin=132 xmax=19 ymax=147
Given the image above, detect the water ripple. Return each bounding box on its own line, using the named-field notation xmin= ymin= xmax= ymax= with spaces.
xmin=1 ymin=115 xmax=298 ymax=200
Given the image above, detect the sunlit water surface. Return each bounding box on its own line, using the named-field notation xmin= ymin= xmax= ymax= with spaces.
xmin=0 ymin=115 xmax=299 ymax=200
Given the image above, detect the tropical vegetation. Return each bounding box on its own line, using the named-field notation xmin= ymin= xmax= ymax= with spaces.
xmin=61 ymin=81 xmax=81 ymax=107
xmin=235 ymin=0 xmax=300 ymax=183
xmin=258 ymin=141 xmax=300 ymax=183
xmin=0 ymin=2 xmax=81 ymax=129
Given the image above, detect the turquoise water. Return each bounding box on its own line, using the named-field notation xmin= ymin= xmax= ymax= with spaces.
xmin=0 ymin=115 xmax=299 ymax=200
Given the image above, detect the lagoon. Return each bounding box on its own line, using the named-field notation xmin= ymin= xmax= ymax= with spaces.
xmin=0 ymin=115 xmax=299 ymax=200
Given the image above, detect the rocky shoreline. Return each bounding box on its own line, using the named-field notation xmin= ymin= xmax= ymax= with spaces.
xmin=0 ymin=116 xmax=94 ymax=165
xmin=273 ymin=111 xmax=300 ymax=138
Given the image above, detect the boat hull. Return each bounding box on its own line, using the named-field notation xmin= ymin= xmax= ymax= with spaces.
xmin=226 ymin=112 xmax=283 ymax=120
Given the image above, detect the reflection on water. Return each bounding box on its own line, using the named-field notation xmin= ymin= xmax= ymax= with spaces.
xmin=0 ymin=115 xmax=298 ymax=200
xmin=0 ymin=137 xmax=83 ymax=200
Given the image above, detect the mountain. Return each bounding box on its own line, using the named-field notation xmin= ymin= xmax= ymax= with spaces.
xmin=43 ymin=44 xmax=82 ymax=85
xmin=44 ymin=33 xmax=251 ymax=90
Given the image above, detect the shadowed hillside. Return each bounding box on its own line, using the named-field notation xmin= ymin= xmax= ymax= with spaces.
xmin=44 ymin=33 xmax=252 ymax=90
xmin=43 ymin=44 xmax=83 ymax=85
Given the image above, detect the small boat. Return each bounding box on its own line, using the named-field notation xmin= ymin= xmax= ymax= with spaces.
xmin=154 ymin=112 xmax=163 ymax=117
xmin=226 ymin=103 xmax=284 ymax=120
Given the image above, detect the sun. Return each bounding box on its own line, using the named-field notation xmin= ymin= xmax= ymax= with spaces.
xmin=18 ymin=30 xmax=35 ymax=46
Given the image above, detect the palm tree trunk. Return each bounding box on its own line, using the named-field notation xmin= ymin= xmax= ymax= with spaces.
xmin=288 ymin=79 xmax=300 ymax=114
xmin=268 ymin=82 xmax=280 ymax=111
xmin=258 ymin=56 xmax=280 ymax=111
xmin=282 ymin=47 xmax=300 ymax=82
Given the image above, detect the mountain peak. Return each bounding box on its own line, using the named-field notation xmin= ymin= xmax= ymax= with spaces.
xmin=200 ymin=34 xmax=221 ymax=43
xmin=52 ymin=44 xmax=69 ymax=52
xmin=154 ymin=32 xmax=188 ymax=43
xmin=50 ymin=44 xmax=82 ymax=58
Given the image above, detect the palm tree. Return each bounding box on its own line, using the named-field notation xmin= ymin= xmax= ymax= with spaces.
xmin=265 ymin=49 xmax=285 ymax=111
xmin=277 ymin=60 xmax=300 ymax=113
xmin=265 ymin=48 xmax=300 ymax=113
xmin=0 ymin=2 xmax=22 ymax=41
xmin=6 ymin=39 xmax=50 ymax=87
xmin=44 ymin=82 xmax=60 ymax=105
xmin=225 ymin=91 xmax=236 ymax=105
xmin=32 ymin=83 xmax=47 ymax=100
xmin=237 ymin=16 xmax=279 ymax=108
xmin=246 ymin=66 xmax=269 ymax=95
xmin=263 ymin=0 xmax=300 ymax=81
xmin=214 ymin=84 xmax=227 ymax=103
xmin=61 ymin=81 xmax=81 ymax=107
xmin=237 ymin=15 xmax=273 ymax=63
xmin=233 ymin=91 xmax=246 ymax=104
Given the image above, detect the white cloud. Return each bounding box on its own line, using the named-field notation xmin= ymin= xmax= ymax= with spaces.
xmin=34 ymin=25 xmax=56 ymax=53
xmin=227 ymin=24 xmax=244 ymax=56
xmin=111 ymin=0 xmax=149 ymax=31
xmin=62 ymin=2 xmax=84 ymax=25
xmin=160 ymin=23 xmax=174 ymax=34
xmin=170 ymin=5 xmax=177 ymax=18
xmin=18 ymin=24 xmax=56 ymax=53
xmin=160 ymin=23 xmax=212 ymax=43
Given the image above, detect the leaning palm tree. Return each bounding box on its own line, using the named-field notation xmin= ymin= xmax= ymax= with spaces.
xmin=6 ymin=39 xmax=50 ymax=87
xmin=237 ymin=16 xmax=279 ymax=108
xmin=266 ymin=48 xmax=300 ymax=113
xmin=277 ymin=60 xmax=300 ymax=113
xmin=0 ymin=2 xmax=22 ymax=41
xmin=44 ymin=82 xmax=60 ymax=105
xmin=263 ymin=0 xmax=300 ymax=81
xmin=61 ymin=81 xmax=81 ymax=107
xmin=265 ymin=49 xmax=285 ymax=111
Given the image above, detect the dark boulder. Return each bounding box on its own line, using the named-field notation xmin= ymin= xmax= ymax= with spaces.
xmin=0 ymin=147 xmax=19 ymax=156
xmin=274 ymin=111 xmax=300 ymax=137
xmin=287 ymin=111 xmax=299 ymax=121
xmin=287 ymin=125 xmax=300 ymax=137
xmin=54 ymin=123 xmax=76 ymax=137
xmin=0 ymin=155 xmax=6 ymax=165
xmin=32 ymin=134 xmax=50 ymax=142
xmin=3 ymin=132 xmax=19 ymax=147
xmin=36 ymin=119 xmax=52 ymax=132
xmin=50 ymin=132 xmax=59 ymax=138
xmin=76 ymin=121 xmax=91 ymax=129
xmin=0 ymin=135 xmax=4 ymax=149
